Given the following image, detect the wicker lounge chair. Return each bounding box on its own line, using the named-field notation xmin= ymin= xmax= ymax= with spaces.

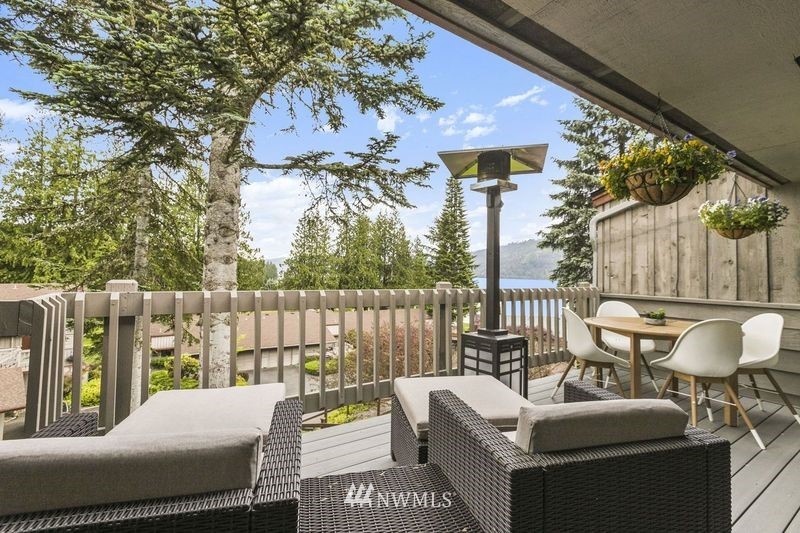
xmin=301 ymin=380 xmax=731 ymax=532
xmin=0 ymin=399 xmax=302 ymax=533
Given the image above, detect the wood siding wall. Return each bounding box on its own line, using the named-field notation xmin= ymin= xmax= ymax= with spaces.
xmin=595 ymin=172 xmax=800 ymax=399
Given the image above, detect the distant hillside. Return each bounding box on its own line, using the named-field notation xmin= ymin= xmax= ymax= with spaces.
xmin=472 ymin=239 xmax=560 ymax=280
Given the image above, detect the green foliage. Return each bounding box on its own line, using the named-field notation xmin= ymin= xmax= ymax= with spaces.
xmin=699 ymin=196 xmax=789 ymax=232
xmin=335 ymin=214 xmax=381 ymax=289
xmin=150 ymin=356 xmax=171 ymax=370
xmin=304 ymin=355 xmax=338 ymax=376
xmin=427 ymin=176 xmax=475 ymax=288
xmin=539 ymin=98 xmax=643 ymax=286
xmin=371 ymin=212 xmax=413 ymax=288
xmin=281 ymin=211 xmax=335 ymax=290
xmin=600 ymin=138 xmax=729 ymax=200
xmin=80 ymin=378 xmax=102 ymax=407
xmin=163 ymin=355 xmax=200 ymax=378
xmin=326 ymin=402 xmax=372 ymax=425
xmin=646 ymin=308 xmax=666 ymax=320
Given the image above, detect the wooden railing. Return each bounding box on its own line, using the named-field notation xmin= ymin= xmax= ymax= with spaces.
xmin=4 ymin=283 xmax=599 ymax=434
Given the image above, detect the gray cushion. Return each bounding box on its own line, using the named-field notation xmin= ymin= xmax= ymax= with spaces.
xmin=109 ymin=383 xmax=285 ymax=437
xmin=394 ymin=376 xmax=533 ymax=440
xmin=0 ymin=429 xmax=262 ymax=517
xmin=515 ymin=399 xmax=688 ymax=453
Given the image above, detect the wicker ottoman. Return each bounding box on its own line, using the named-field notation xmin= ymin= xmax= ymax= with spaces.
xmin=391 ymin=376 xmax=532 ymax=465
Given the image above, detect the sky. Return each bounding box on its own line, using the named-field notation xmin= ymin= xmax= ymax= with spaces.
xmin=0 ymin=13 xmax=584 ymax=261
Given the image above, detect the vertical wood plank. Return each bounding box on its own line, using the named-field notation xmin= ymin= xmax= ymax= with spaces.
xmin=24 ymin=301 xmax=47 ymax=435
xmin=553 ymin=289 xmax=561 ymax=361
xmin=444 ymin=288 xmax=452 ymax=374
xmin=373 ymin=290 xmax=380 ymax=399
xmin=254 ymin=291 xmax=263 ymax=385
xmin=500 ymin=290 xmax=507 ymax=330
xmin=356 ymin=290 xmax=364 ymax=401
xmin=468 ymin=290 xmax=476 ymax=332
xmin=71 ymin=292 xmax=85 ymax=414
xmin=536 ymin=289 xmax=545 ymax=366
xmin=298 ymin=291 xmax=306 ymax=404
xmin=229 ymin=290 xmax=238 ymax=387
xmin=201 ymin=291 xmax=211 ymax=389
xmin=455 ymin=289 xmax=463 ymax=373
xmin=654 ymin=201 xmax=679 ymax=296
xmin=519 ymin=289 xmax=527 ymax=337
xmin=677 ymin=183 xmax=708 ymax=298
xmin=104 ymin=294 xmax=120 ymax=431
xmin=736 ymin=177 xmax=769 ymax=302
xmin=706 ymin=173 xmax=738 ymax=300
xmin=404 ymin=290 xmax=411 ymax=378
xmin=140 ymin=293 xmax=152 ymax=402
xmin=319 ymin=291 xmax=326 ymax=407
xmin=389 ymin=290 xmax=396 ymax=393
xmin=174 ymin=292 xmax=183 ymax=390
xmin=277 ymin=291 xmax=285 ymax=383
xmin=479 ymin=289 xmax=486 ymax=329
xmin=769 ymin=182 xmax=800 ymax=302
xmin=418 ymin=290 xmax=425 ymax=377
xmin=338 ymin=291 xmax=346 ymax=405
xmin=432 ymin=289 xmax=440 ymax=376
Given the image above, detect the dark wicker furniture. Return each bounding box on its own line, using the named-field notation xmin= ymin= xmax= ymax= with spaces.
xmin=428 ymin=381 xmax=731 ymax=532
xmin=0 ymin=400 xmax=302 ymax=533
xmin=390 ymin=395 xmax=427 ymax=465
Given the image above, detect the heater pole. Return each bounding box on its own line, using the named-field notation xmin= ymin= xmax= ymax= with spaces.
xmin=485 ymin=188 xmax=502 ymax=331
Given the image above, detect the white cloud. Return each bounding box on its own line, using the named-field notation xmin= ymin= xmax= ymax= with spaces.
xmin=376 ymin=107 xmax=403 ymax=133
xmin=442 ymin=125 xmax=462 ymax=137
xmin=529 ymin=95 xmax=548 ymax=106
xmin=437 ymin=108 xmax=464 ymax=127
xmin=558 ymin=103 xmax=568 ymax=112
xmin=495 ymin=86 xmax=545 ymax=108
xmin=416 ymin=111 xmax=431 ymax=122
xmin=466 ymin=206 xmax=486 ymax=219
xmin=241 ymin=176 xmax=310 ymax=258
xmin=462 ymin=112 xmax=494 ymax=125
xmin=0 ymin=98 xmax=42 ymax=121
xmin=464 ymin=125 xmax=497 ymax=141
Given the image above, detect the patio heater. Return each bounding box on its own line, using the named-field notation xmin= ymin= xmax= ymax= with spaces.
xmin=438 ymin=144 xmax=548 ymax=397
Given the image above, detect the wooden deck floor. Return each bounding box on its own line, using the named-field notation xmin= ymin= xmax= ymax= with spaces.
xmin=301 ymin=370 xmax=800 ymax=533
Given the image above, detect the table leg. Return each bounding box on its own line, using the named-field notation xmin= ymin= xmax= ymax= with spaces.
xmin=629 ymin=334 xmax=641 ymax=399
xmin=592 ymin=325 xmax=603 ymax=347
xmin=724 ymin=374 xmax=739 ymax=427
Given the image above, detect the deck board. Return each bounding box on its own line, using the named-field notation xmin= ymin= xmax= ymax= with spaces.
xmin=301 ymin=373 xmax=800 ymax=531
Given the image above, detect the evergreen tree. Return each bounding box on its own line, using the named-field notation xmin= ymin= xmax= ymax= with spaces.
xmin=407 ymin=238 xmax=433 ymax=288
xmin=371 ymin=211 xmax=412 ymax=288
xmin=538 ymin=98 xmax=643 ymax=286
xmin=335 ymin=214 xmax=380 ymax=289
xmin=281 ymin=211 xmax=334 ymax=290
xmin=427 ymin=176 xmax=475 ymax=288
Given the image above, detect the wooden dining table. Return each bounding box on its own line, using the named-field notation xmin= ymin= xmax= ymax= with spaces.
xmin=582 ymin=316 xmax=741 ymax=428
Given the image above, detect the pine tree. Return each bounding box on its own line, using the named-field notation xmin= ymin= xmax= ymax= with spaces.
xmin=281 ymin=211 xmax=334 ymax=290
xmin=371 ymin=211 xmax=413 ymax=289
xmin=407 ymin=238 xmax=433 ymax=288
xmin=428 ymin=176 xmax=475 ymax=288
xmin=335 ymin=214 xmax=380 ymax=289
xmin=538 ymin=98 xmax=643 ymax=286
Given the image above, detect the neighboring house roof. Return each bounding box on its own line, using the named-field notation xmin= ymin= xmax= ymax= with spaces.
xmin=151 ymin=309 xmax=422 ymax=356
xmin=0 ymin=284 xmax=63 ymax=301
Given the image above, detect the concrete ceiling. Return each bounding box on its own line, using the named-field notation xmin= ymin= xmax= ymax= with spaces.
xmin=394 ymin=0 xmax=800 ymax=187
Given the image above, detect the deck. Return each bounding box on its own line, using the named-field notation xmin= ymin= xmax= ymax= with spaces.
xmin=301 ymin=370 xmax=800 ymax=533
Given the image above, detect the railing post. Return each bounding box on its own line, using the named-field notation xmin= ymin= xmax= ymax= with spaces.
xmin=102 ymin=280 xmax=138 ymax=427
xmin=435 ymin=282 xmax=452 ymax=376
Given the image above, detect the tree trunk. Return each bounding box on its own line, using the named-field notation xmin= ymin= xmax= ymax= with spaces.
xmin=130 ymin=166 xmax=152 ymax=409
xmin=203 ymin=127 xmax=242 ymax=388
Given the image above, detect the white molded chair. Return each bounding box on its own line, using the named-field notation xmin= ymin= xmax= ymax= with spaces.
xmin=738 ymin=313 xmax=799 ymax=426
xmin=597 ymin=301 xmax=660 ymax=393
xmin=651 ymin=319 xmax=765 ymax=450
xmin=551 ymin=308 xmax=630 ymax=399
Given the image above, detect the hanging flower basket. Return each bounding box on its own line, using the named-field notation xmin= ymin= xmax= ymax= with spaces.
xmin=699 ymin=196 xmax=789 ymax=239
xmin=624 ymin=167 xmax=695 ymax=206
xmin=600 ymin=136 xmax=733 ymax=206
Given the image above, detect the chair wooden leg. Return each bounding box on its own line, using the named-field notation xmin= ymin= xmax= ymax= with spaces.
xmin=763 ymin=369 xmax=800 ymax=426
xmin=657 ymin=372 xmax=674 ymax=399
xmin=550 ymin=355 xmax=576 ymax=399
xmin=689 ymin=376 xmax=698 ymax=427
xmin=578 ymin=360 xmax=587 ymax=381
xmin=609 ymin=365 xmax=626 ymax=399
xmin=748 ymin=374 xmax=764 ymax=411
xmin=702 ymin=383 xmax=714 ymax=423
xmin=595 ymin=367 xmax=604 ymax=388
xmin=723 ymin=381 xmax=765 ymax=450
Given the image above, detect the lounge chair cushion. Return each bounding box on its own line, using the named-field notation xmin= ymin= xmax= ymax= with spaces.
xmin=0 ymin=428 xmax=262 ymax=517
xmin=515 ymin=399 xmax=688 ymax=453
xmin=109 ymin=383 xmax=285 ymax=437
xmin=394 ymin=376 xmax=533 ymax=440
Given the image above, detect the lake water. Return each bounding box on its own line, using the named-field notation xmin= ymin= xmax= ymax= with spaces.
xmin=474 ymin=278 xmax=556 ymax=290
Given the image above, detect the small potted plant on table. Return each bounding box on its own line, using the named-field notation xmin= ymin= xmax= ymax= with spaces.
xmin=699 ymin=195 xmax=789 ymax=239
xmin=644 ymin=308 xmax=667 ymax=326
xmin=599 ymin=136 xmax=732 ymax=206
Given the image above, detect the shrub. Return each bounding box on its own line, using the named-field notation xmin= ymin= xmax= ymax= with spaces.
xmin=80 ymin=378 xmax=102 ymax=407
xmin=163 ymin=355 xmax=200 ymax=378
xmin=150 ymin=356 xmax=171 ymax=369
xmin=304 ymin=356 xmax=338 ymax=376
xmin=326 ymin=402 xmax=372 ymax=424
